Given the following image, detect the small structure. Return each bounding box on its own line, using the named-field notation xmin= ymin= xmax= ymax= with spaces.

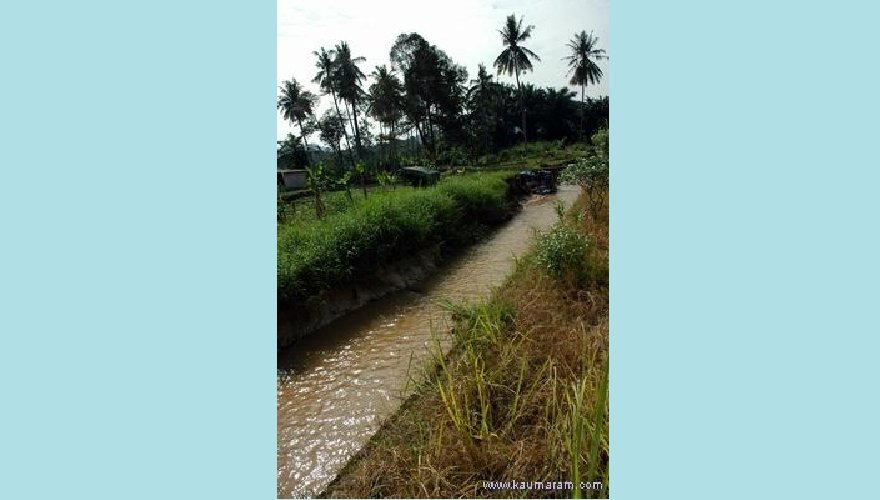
xmin=400 ymin=166 xmax=440 ymax=187
xmin=278 ymin=169 xmax=307 ymax=189
xmin=515 ymin=169 xmax=557 ymax=195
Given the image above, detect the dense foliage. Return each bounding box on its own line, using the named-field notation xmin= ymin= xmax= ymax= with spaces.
xmin=278 ymin=15 xmax=608 ymax=172
xmin=277 ymin=172 xmax=513 ymax=305
xmin=560 ymin=128 xmax=609 ymax=214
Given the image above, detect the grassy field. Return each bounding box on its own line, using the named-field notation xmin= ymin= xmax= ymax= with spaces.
xmin=321 ymin=186 xmax=609 ymax=498
xmin=277 ymin=171 xmax=517 ymax=307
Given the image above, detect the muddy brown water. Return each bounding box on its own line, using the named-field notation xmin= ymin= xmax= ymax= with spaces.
xmin=277 ymin=186 xmax=580 ymax=498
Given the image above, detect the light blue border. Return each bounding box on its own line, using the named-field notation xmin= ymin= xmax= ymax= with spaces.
xmin=1 ymin=1 xmax=276 ymax=498
xmin=611 ymin=1 xmax=880 ymax=498
xmin=2 ymin=1 xmax=879 ymax=499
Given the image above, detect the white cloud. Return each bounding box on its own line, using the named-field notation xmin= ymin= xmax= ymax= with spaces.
xmin=277 ymin=0 xmax=609 ymax=142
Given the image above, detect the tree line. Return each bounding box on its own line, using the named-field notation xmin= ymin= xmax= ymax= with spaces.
xmin=278 ymin=13 xmax=607 ymax=173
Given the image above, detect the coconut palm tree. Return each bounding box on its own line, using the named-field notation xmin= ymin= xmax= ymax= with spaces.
xmin=334 ymin=41 xmax=367 ymax=161
xmin=312 ymin=47 xmax=354 ymax=164
xmin=494 ymin=13 xmax=541 ymax=145
xmin=368 ymin=65 xmax=404 ymax=165
xmin=564 ymin=30 xmax=607 ymax=140
xmin=277 ymin=78 xmax=318 ymax=165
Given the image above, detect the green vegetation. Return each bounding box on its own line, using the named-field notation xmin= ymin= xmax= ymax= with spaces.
xmin=276 ymin=137 xmax=590 ymax=221
xmin=277 ymin=79 xmax=318 ymax=165
xmin=535 ymin=223 xmax=591 ymax=282
xmin=277 ymin=172 xmax=515 ymax=307
xmin=494 ymin=13 xmax=541 ymax=145
xmin=560 ymin=128 xmax=609 ymax=216
xmin=322 ymin=182 xmax=609 ymax=499
xmin=565 ymin=31 xmax=608 ymax=141
xmin=278 ymin=9 xmax=611 ymax=497
xmin=279 ymin=14 xmax=607 ymax=173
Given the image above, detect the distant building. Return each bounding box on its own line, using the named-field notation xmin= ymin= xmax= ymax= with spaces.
xmin=278 ymin=169 xmax=307 ymax=189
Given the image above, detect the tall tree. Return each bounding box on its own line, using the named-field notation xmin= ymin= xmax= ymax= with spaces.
xmin=277 ymin=78 xmax=318 ymax=165
xmin=312 ymin=47 xmax=354 ymax=164
xmin=467 ymin=64 xmax=502 ymax=153
xmin=494 ymin=13 xmax=541 ymax=145
xmin=317 ymin=110 xmax=346 ymax=171
xmin=368 ymin=65 xmax=404 ymax=167
xmin=334 ymin=41 xmax=367 ymax=161
xmin=391 ymin=33 xmax=467 ymax=160
xmin=564 ymin=30 xmax=607 ymax=140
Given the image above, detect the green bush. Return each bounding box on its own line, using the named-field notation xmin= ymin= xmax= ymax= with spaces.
xmin=277 ymin=172 xmax=513 ymax=305
xmin=437 ymin=173 xmax=509 ymax=226
xmin=534 ymin=223 xmax=591 ymax=282
xmin=559 ymin=155 xmax=609 ymax=215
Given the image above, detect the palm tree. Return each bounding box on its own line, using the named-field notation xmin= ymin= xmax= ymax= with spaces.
xmin=564 ymin=30 xmax=607 ymax=140
xmin=368 ymin=65 xmax=404 ymax=166
xmin=312 ymin=47 xmax=354 ymax=165
xmin=277 ymin=78 xmax=318 ymax=165
xmin=494 ymin=13 xmax=541 ymax=145
xmin=334 ymin=41 xmax=367 ymax=161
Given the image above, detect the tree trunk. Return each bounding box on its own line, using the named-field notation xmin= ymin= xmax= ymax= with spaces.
xmin=379 ymin=122 xmax=385 ymax=167
xmin=425 ymin=103 xmax=436 ymax=161
xmin=352 ymin=100 xmax=362 ymax=161
xmin=330 ymin=89 xmax=354 ymax=167
xmin=297 ymin=117 xmax=311 ymax=166
xmin=580 ymin=84 xmax=586 ymax=142
xmin=332 ymin=145 xmax=343 ymax=172
xmin=343 ymin=100 xmax=359 ymax=163
xmin=414 ymin=120 xmax=427 ymax=157
xmin=515 ymin=67 xmax=527 ymax=146
xmin=390 ymin=120 xmax=397 ymax=166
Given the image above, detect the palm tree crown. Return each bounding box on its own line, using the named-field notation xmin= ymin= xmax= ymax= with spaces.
xmin=333 ymin=41 xmax=368 ymax=160
xmin=277 ymin=78 xmax=316 ymax=126
xmin=334 ymin=41 xmax=366 ymax=103
xmin=493 ymin=14 xmax=541 ymax=78
xmin=277 ymin=78 xmax=318 ymax=164
xmin=368 ymin=65 xmax=403 ymax=124
xmin=564 ymin=31 xmax=606 ymax=88
xmin=312 ymin=47 xmax=337 ymax=95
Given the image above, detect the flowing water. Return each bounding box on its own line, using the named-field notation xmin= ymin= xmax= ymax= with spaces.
xmin=277 ymin=186 xmax=579 ymax=498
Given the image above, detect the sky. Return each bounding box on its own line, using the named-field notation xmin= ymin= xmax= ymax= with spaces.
xmin=277 ymin=0 xmax=609 ymax=144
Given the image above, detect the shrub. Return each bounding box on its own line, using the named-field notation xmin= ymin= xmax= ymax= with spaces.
xmin=559 ymin=155 xmax=609 ymax=215
xmin=534 ymin=223 xmax=591 ymax=283
xmin=437 ymin=173 xmax=509 ymax=225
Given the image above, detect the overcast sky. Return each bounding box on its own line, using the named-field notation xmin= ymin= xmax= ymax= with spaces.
xmin=277 ymin=0 xmax=609 ymax=143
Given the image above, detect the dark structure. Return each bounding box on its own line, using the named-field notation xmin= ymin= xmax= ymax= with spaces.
xmin=514 ymin=169 xmax=557 ymax=195
xmin=399 ymin=166 xmax=440 ymax=187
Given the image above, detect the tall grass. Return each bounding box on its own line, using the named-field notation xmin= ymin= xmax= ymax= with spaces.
xmin=322 ymin=184 xmax=610 ymax=499
xmin=278 ymin=172 xmax=514 ymax=306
